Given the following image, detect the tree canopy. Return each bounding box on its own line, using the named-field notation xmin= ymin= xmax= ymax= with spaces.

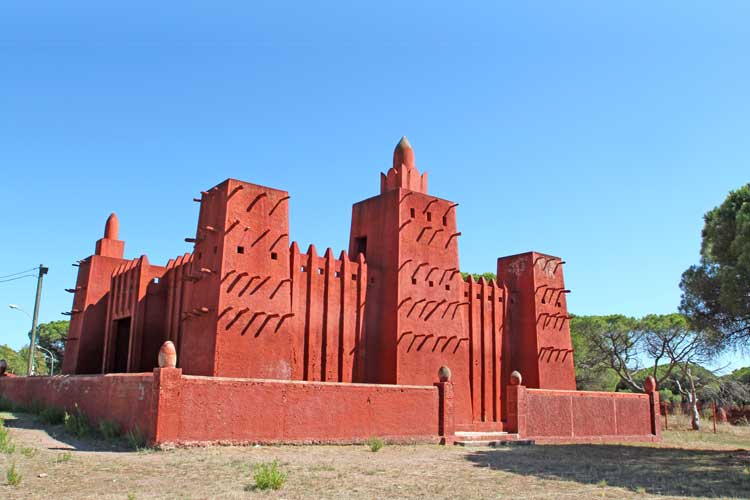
xmin=680 ymin=183 xmax=750 ymax=347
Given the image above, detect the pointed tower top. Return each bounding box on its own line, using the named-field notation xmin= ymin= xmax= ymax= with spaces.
xmin=392 ymin=135 xmax=415 ymax=170
xmin=396 ymin=136 xmax=412 ymax=151
xmin=104 ymin=213 xmax=119 ymax=240
xmin=382 ymin=135 xmax=427 ymax=194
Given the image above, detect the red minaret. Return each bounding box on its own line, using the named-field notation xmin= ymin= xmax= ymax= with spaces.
xmin=95 ymin=213 xmax=125 ymax=258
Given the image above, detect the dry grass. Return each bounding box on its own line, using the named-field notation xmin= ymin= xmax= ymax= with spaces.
xmin=0 ymin=410 xmax=748 ymax=499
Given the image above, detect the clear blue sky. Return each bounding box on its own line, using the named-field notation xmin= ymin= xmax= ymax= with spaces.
xmin=1 ymin=2 xmax=748 ymax=370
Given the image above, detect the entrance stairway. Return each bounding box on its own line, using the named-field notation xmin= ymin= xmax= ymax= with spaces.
xmin=454 ymin=431 xmax=534 ymax=447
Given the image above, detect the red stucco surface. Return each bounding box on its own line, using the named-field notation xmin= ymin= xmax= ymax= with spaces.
xmin=0 ymin=373 xmax=153 ymax=435
xmin=7 ymin=137 xmax=660 ymax=445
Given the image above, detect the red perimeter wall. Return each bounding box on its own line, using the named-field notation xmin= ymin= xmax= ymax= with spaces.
xmin=506 ymin=384 xmax=660 ymax=443
xmin=0 ymin=373 xmax=154 ymax=435
xmin=157 ymin=374 xmax=439 ymax=444
xmin=0 ymin=369 xmax=441 ymax=445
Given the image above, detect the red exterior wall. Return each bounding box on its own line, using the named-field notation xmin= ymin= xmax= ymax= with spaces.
xmin=155 ymin=372 xmax=439 ymax=444
xmin=0 ymin=373 xmax=153 ymax=436
xmin=0 ymin=371 xmax=442 ymax=445
xmin=506 ymin=384 xmax=661 ymax=443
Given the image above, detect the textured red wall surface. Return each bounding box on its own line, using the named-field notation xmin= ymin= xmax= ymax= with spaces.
xmin=157 ymin=374 xmax=439 ymax=444
xmin=0 ymin=374 xmax=153 ymax=436
xmin=515 ymin=387 xmax=659 ymax=442
xmin=1 ymin=371 xmax=441 ymax=445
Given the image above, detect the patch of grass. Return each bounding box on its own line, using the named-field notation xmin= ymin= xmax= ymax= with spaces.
xmin=367 ymin=436 xmax=384 ymax=453
xmin=249 ymin=460 xmax=287 ymax=491
xmin=98 ymin=419 xmax=122 ymax=441
xmin=6 ymin=462 xmax=21 ymax=486
xmin=0 ymin=419 xmax=15 ymax=454
xmin=20 ymin=446 xmax=37 ymax=458
xmin=63 ymin=405 xmax=93 ymax=438
xmin=125 ymin=426 xmax=148 ymax=450
xmin=127 ymin=493 xmax=137 ymax=500
xmin=37 ymin=406 xmax=66 ymax=426
xmin=596 ymin=479 xmax=608 ymax=488
xmin=635 ymin=486 xmax=646 ymax=495
xmin=56 ymin=451 xmax=72 ymax=463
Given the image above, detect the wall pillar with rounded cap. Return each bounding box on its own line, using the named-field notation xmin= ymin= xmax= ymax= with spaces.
xmin=435 ymin=366 xmax=455 ymax=444
xmin=506 ymin=371 xmax=527 ymax=435
xmin=644 ymin=375 xmax=662 ymax=439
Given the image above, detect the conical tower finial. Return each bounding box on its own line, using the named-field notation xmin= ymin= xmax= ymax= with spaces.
xmin=104 ymin=213 xmax=119 ymax=240
xmin=393 ymin=135 xmax=415 ymax=169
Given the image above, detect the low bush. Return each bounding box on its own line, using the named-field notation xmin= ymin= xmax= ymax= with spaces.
xmin=6 ymin=463 xmax=21 ymax=486
xmin=63 ymin=405 xmax=93 ymax=438
xmin=98 ymin=419 xmax=122 ymax=441
xmin=37 ymin=407 xmax=66 ymax=426
xmin=367 ymin=437 xmax=384 ymax=453
xmin=251 ymin=460 xmax=287 ymax=490
xmin=125 ymin=426 xmax=147 ymax=450
xmin=0 ymin=420 xmax=15 ymax=454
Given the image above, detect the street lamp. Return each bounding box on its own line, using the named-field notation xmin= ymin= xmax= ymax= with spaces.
xmin=34 ymin=345 xmax=56 ymax=376
xmin=8 ymin=304 xmax=31 ymax=319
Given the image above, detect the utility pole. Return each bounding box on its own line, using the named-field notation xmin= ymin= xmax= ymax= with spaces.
xmin=27 ymin=264 xmax=48 ymax=376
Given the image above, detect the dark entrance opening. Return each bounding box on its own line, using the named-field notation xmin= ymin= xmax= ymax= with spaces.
xmin=354 ymin=236 xmax=367 ymax=259
xmin=113 ymin=317 xmax=131 ymax=373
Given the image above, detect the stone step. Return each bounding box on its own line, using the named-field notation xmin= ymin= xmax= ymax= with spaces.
xmin=455 ymin=431 xmax=509 ymax=440
xmin=454 ymin=437 xmax=535 ymax=447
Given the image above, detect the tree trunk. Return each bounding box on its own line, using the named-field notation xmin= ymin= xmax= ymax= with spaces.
xmin=687 ymin=367 xmax=700 ymax=431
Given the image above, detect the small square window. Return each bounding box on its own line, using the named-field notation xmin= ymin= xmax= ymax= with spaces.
xmin=412 ymin=278 xmax=417 ymax=285
xmin=318 ymin=268 xmax=324 ymax=275
xmin=301 ymin=266 xmax=307 ymax=272
xmin=153 ymin=277 xmax=160 ymax=284
xmin=335 ymin=271 xmax=341 ymax=278
xmin=213 ymin=245 xmax=218 ymax=254
xmin=270 ymin=252 xmax=278 ymax=260
xmin=499 ymin=297 xmax=503 ymax=302
xmin=442 ymin=216 xmax=447 ymax=226
xmin=352 ymin=274 xmax=358 ymax=281
xmin=445 ymin=284 xmax=450 ymax=290
xmin=476 ymin=293 xmax=481 ymax=299
xmin=237 ymin=246 xmax=245 ymax=254
xmin=464 ymin=291 xmax=468 ymax=297
xmin=410 ymin=208 xmax=415 ymax=218
xmin=426 ymin=212 xmax=432 ymax=222
xmin=429 ymin=281 xmax=434 ymax=287
xmin=370 ymin=277 xmax=375 ymax=284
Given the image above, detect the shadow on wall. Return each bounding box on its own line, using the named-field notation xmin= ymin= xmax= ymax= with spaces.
xmin=465 ymin=445 xmax=750 ymax=498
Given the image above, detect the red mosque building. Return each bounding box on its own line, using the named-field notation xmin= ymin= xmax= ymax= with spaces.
xmin=2 ymin=137 xmax=660 ymax=445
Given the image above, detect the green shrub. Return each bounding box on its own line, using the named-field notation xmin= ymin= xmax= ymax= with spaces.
xmin=0 ymin=420 xmax=15 ymax=454
xmin=37 ymin=407 xmax=66 ymax=426
xmin=6 ymin=462 xmax=21 ymax=486
xmin=125 ymin=426 xmax=147 ymax=450
xmin=98 ymin=419 xmax=122 ymax=441
xmin=367 ymin=436 xmax=384 ymax=452
xmin=56 ymin=451 xmax=72 ymax=463
xmin=26 ymin=399 xmax=44 ymax=415
xmin=20 ymin=446 xmax=36 ymax=458
xmin=251 ymin=460 xmax=287 ymax=490
xmin=63 ymin=405 xmax=92 ymax=438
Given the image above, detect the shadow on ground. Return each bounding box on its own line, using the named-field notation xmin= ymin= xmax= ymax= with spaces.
xmin=466 ymin=444 xmax=750 ymax=498
xmin=3 ymin=412 xmax=132 ymax=453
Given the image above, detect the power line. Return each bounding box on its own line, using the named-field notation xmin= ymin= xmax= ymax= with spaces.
xmin=0 ymin=274 xmax=38 ymax=284
xmin=0 ymin=266 xmax=40 ymax=280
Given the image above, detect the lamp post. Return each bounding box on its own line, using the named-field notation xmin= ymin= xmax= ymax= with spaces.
xmin=34 ymin=345 xmax=56 ymax=376
xmin=8 ymin=264 xmax=48 ymax=376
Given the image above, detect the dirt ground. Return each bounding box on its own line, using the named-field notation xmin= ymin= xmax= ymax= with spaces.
xmin=1 ymin=412 xmax=749 ymax=500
